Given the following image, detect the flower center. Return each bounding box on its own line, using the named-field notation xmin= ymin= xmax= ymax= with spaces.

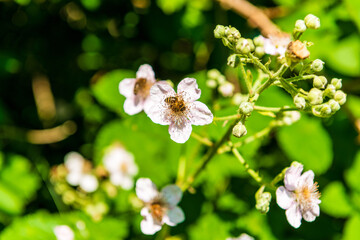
xmin=149 ymin=203 xmax=165 ymax=223
xmin=295 ymin=182 xmax=320 ymax=210
xmin=164 ymin=95 xmax=187 ymax=113
xmin=133 ymin=78 xmax=151 ymax=98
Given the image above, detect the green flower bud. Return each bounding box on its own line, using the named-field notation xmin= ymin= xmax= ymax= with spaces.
xmin=294 ymin=20 xmax=307 ymax=33
xmin=256 ymin=191 xmax=272 ymax=214
xmin=320 ymin=103 xmax=331 ymax=115
xmin=239 ymin=102 xmax=254 ymax=115
xmin=247 ymin=39 xmax=255 ymax=52
xmin=253 ymin=35 xmax=264 ymax=46
xmin=226 ymin=27 xmax=241 ymax=44
xmin=236 ymin=38 xmax=251 ymax=54
xmin=324 ymin=84 xmax=336 ymax=98
xmin=232 ymin=122 xmax=247 ymax=138
xmin=328 ymin=99 xmax=340 ymax=112
xmin=221 ymin=38 xmax=231 ymax=48
xmin=294 ymin=94 xmax=306 ymax=109
xmin=334 ymin=90 xmax=347 ymax=105
xmin=214 ymin=25 xmax=226 ymax=38
xmin=227 ymin=54 xmax=240 ymax=68
xmin=308 ymin=88 xmax=323 ymax=105
xmin=313 ymin=76 xmax=327 ymax=89
xmin=331 ymin=78 xmax=342 ymax=90
xmin=206 ymin=79 xmax=217 ymax=88
xmin=304 ymin=14 xmax=320 ymax=29
xmin=217 ymin=75 xmax=226 ymax=85
xmin=254 ymin=46 xmax=265 ymax=58
xmin=311 ymin=59 xmax=324 ymax=72
xmin=207 ymin=69 xmax=221 ymax=80
xmin=232 ymin=93 xmax=248 ymax=105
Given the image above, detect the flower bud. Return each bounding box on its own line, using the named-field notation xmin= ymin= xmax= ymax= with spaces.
xmin=232 ymin=122 xmax=247 ymax=138
xmin=217 ymin=75 xmax=226 ymax=85
xmin=206 ymin=79 xmax=217 ymax=88
xmin=239 ymin=102 xmax=254 ymax=115
xmin=313 ymin=76 xmax=327 ymax=89
xmin=294 ymin=94 xmax=306 ymax=109
xmin=254 ymin=46 xmax=265 ymax=58
xmin=324 ymin=84 xmax=336 ymax=98
xmin=334 ymin=90 xmax=347 ymax=105
xmin=308 ymin=88 xmax=323 ymax=105
xmin=227 ymin=54 xmax=240 ymax=68
xmin=311 ymin=59 xmax=324 ymax=72
xmin=256 ymin=191 xmax=272 ymax=214
xmin=236 ymin=38 xmax=252 ymax=54
xmin=232 ymin=93 xmax=248 ymax=105
xmin=218 ymin=82 xmax=235 ymax=97
xmin=282 ymin=111 xmax=301 ymax=125
xmin=207 ymin=69 xmax=221 ymax=80
xmin=331 ymin=78 xmax=342 ymax=90
xmin=253 ymin=36 xmax=264 ymax=46
xmin=328 ymin=99 xmax=340 ymax=112
xmin=221 ymin=38 xmax=231 ymax=48
xmin=214 ymin=25 xmax=226 ymax=38
xmin=304 ymin=14 xmax=320 ymax=29
xmin=226 ymin=27 xmax=241 ymax=44
xmin=294 ymin=20 xmax=307 ymax=33
xmin=320 ymin=103 xmax=331 ymax=116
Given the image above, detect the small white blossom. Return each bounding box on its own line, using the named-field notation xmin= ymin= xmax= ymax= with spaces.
xmin=218 ymin=82 xmax=235 ymax=97
xmin=119 ymin=64 xmax=156 ymax=115
xmin=103 ymin=145 xmax=138 ymax=190
xmin=261 ymin=34 xmax=291 ymax=57
xmin=276 ymin=163 xmax=321 ymax=228
xmin=54 ymin=225 xmax=74 ymax=240
xmin=146 ymin=78 xmax=213 ymax=143
xmin=64 ymin=152 xmax=98 ymax=193
xmin=136 ymin=178 xmax=185 ymax=235
xmin=282 ymin=111 xmax=301 ymax=125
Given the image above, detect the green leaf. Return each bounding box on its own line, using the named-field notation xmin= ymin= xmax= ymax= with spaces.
xmin=345 ymin=150 xmax=360 ymax=192
xmin=91 ymin=69 xmax=135 ymax=114
xmin=343 ymin=0 xmax=360 ymax=31
xmin=346 ymin=95 xmax=360 ymax=118
xmin=277 ymin=116 xmax=333 ymax=174
xmin=0 ymin=183 xmax=23 ymax=215
xmin=188 ymin=214 xmax=230 ymax=240
xmin=343 ymin=214 xmax=360 ymax=240
xmin=321 ymin=181 xmax=353 ymax=218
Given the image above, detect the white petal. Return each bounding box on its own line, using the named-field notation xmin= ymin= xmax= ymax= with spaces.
xmin=161 ymin=184 xmax=182 ymax=207
xmin=110 ymin=173 xmax=134 ymax=190
xmin=150 ymin=81 xmax=175 ymax=102
xmin=79 ymin=174 xmax=99 ymax=193
xmin=303 ymin=208 xmax=317 ymax=222
xmin=123 ymin=97 xmax=144 ymax=115
xmin=64 ymin=152 xmax=84 ymax=172
xmin=276 ymin=186 xmax=295 ymax=210
xmin=285 ymin=204 xmax=302 ymax=228
xmin=177 ymin=78 xmax=201 ymax=102
xmin=189 ymin=101 xmax=213 ymax=126
xmin=119 ymin=78 xmax=136 ymax=98
xmin=163 ymin=206 xmax=185 ymax=226
xmin=136 ymin=64 xmax=156 ymax=83
xmin=284 ymin=164 xmax=304 ymax=191
xmin=54 ymin=225 xmax=74 ymax=240
xmin=146 ymin=102 xmax=171 ymax=125
xmin=140 ymin=218 xmax=162 ymax=235
xmin=136 ymin=178 xmax=159 ymax=203
xmin=298 ymin=170 xmax=315 ymax=189
xmin=168 ymin=120 xmax=192 ymax=144
xmin=66 ymin=172 xmax=82 ymax=186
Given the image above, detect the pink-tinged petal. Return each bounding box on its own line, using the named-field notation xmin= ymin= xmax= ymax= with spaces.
xmin=189 ymin=101 xmax=213 ymax=126
xmin=285 ymin=204 xmax=302 ymax=228
xmin=284 ymin=164 xmax=304 ymax=191
xmin=168 ymin=120 xmax=192 ymax=144
xmin=119 ymin=78 xmax=136 ymax=98
xmin=146 ymin=104 xmax=171 ymax=125
xmin=123 ymin=97 xmax=144 ymax=115
xmin=177 ymin=78 xmax=201 ymax=102
xmin=136 ymin=178 xmax=159 ymax=203
xmin=303 ymin=205 xmax=319 ymax=222
xmin=136 ymin=64 xmax=156 ymax=83
xmin=150 ymin=81 xmax=175 ymax=102
xmin=161 ymin=184 xmax=182 ymax=207
xmin=298 ymin=170 xmax=315 ymax=189
xmin=140 ymin=218 xmax=162 ymax=235
xmin=276 ymin=186 xmax=295 ymax=210
xmin=163 ymin=206 xmax=185 ymax=226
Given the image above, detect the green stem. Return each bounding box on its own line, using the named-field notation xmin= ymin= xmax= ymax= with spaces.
xmin=191 ymin=132 xmax=213 ymax=146
xmin=273 ymin=64 xmax=288 ymax=78
xmin=254 ymin=105 xmax=299 ymax=113
xmin=279 ymin=78 xmax=299 ymax=96
xmin=285 ymin=74 xmax=315 ymax=83
xmin=249 ymin=53 xmax=272 ymax=76
xmin=239 ymin=63 xmax=253 ymax=96
xmin=213 ymin=114 xmax=241 ymax=121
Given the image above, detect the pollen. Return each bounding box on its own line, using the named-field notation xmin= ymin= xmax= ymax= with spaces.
xmin=296 ymin=182 xmax=320 ymax=208
xmin=164 ymin=95 xmax=187 ymax=113
xmin=149 ymin=203 xmax=164 ymax=223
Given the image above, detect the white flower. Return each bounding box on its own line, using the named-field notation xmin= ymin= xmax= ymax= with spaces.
xmin=54 ymin=225 xmax=74 ymax=240
xmin=119 ymin=64 xmax=156 ymax=115
xmin=103 ymin=145 xmax=138 ymax=190
xmin=261 ymin=34 xmax=291 ymax=57
xmin=136 ymin=178 xmax=185 ymax=235
xmin=146 ymin=78 xmax=213 ymax=143
xmin=226 ymin=233 xmax=255 ymax=240
xmin=218 ymin=82 xmax=235 ymax=97
xmin=276 ymin=163 xmax=321 ymax=228
xmin=64 ymin=152 xmax=98 ymax=193
xmin=282 ymin=111 xmax=301 ymax=126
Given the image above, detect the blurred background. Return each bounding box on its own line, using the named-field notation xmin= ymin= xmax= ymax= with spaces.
xmin=0 ymin=0 xmax=360 ymax=239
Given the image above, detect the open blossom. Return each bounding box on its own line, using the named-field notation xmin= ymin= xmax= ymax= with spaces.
xmin=119 ymin=64 xmax=156 ymax=115
xmin=276 ymin=163 xmax=321 ymax=228
xmin=53 ymin=225 xmax=74 ymax=240
xmin=64 ymin=152 xmax=98 ymax=193
xmin=261 ymin=33 xmax=291 ymax=57
xmin=103 ymin=145 xmax=138 ymax=190
xmin=146 ymin=78 xmax=213 ymax=143
xmin=136 ymin=178 xmax=185 ymax=235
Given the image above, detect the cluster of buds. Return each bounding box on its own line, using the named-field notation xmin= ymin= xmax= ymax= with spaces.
xmin=206 ymin=69 xmax=235 ymax=97
xmin=293 ymin=14 xmax=320 ymax=40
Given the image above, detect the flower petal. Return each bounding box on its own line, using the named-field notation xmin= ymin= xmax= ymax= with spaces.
xmin=168 ymin=120 xmax=192 ymax=144
xmin=66 ymin=172 xmax=82 ymax=186
xmin=110 ymin=173 xmax=134 ymax=190
xmin=79 ymin=174 xmax=99 ymax=193
xmin=136 ymin=178 xmax=159 ymax=203
xmin=145 ymin=102 xmax=171 ymax=125
xmin=303 ymin=206 xmax=318 ymax=222
xmin=163 ymin=206 xmax=185 ymax=226
xmin=150 ymin=81 xmax=175 ymax=102
xmin=64 ymin=152 xmax=84 ymax=172
xmin=161 ymin=184 xmax=182 ymax=207
xmin=298 ymin=170 xmax=315 ymax=189
xmin=123 ymin=97 xmax=144 ymax=115
xmin=285 ymin=203 xmax=302 ymax=228
xmin=189 ymin=101 xmax=213 ymax=126
xmin=276 ymin=186 xmax=295 ymax=210
xmin=284 ymin=164 xmax=304 ymax=191
xmin=140 ymin=218 xmax=162 ymax=235
xmin=177 ymin=78 xmax=201 ymax=102
xmin=119 ymin=78 xmax=136 ymax=98
xmin=136 ymin=64 xmax=156 ymax=83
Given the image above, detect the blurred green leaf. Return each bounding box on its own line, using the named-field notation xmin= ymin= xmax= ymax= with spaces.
xmin=0 ymin=183 xmax=23 ymax=215
xmin=345 ymin=150 xmax=360 ymax=193
xmin=188 ymin=214 xmax=230 ymax=240
xmin=321 ymin=181 xmax=353 ymax=218
xmin=343 ymin=214 xmax=360 ymax=240
xmin=156 ymin=0 xmax=186 ymax=14
xmin=277 ymin=116 xmax=333 ymax=174
xmin=346 ymin=95 xmax=360 ymax=118
xmin=343 ymin=0 xmax=360 ymax=31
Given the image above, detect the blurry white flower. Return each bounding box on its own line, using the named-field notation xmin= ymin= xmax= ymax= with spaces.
xmin=136 ymin=178 xmax=185 ymax=235
xmin=146 ymin=78 xmax=213 ymax=143
xmin=54 ymin=225 xmax=74 ymax=240
xmin=282 ymin=111 xmax=301 ymax=125
xmin=261 ymin=34 xmax=291 ymax=57
xmin=218 ymin=82 xmax=235 ymax=97
xmin=103 ymin=145 xmax=138 ymax=190
xmin=276 ymin=163 xmax=321 ymax=228
xmin=64 ymin=152 xmax=98 ymax=193
xmin=227 ymin=233 xmax=255 ymax=240
xmin=119 ymin=64 xmax=156 ymax=115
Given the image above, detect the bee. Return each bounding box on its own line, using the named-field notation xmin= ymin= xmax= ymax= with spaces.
xmin=133 ymin=78 xmax=146 ymax=95
xmin=164 ymin=96 xmax=186 ymax=112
